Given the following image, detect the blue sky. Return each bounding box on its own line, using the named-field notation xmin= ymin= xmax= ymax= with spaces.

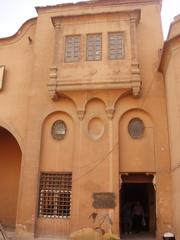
xmin=0 ymin=0 xmax=179 ymax=39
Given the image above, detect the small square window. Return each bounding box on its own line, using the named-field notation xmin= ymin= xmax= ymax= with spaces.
xmin=86 ymin=34 xmax=102 ymax=61
xmin=108 ymin=32 xmax=124 ymax=60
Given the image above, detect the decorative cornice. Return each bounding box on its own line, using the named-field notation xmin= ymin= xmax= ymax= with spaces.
xmin=51 ymin=9 xmax=141 ymax=23
xmin=36 ymin=0 xmax=161 ymax=13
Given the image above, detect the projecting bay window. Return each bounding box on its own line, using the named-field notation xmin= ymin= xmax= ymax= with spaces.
xmin=108 ymin=32 xmax=124 ymax=60
xmin=65 ymin=35 xmax=81 ymax=63
xmin=39 ymin=172 xmax=72 ymax=218
xmin=86 ymin=33 xmax=102 ymax=61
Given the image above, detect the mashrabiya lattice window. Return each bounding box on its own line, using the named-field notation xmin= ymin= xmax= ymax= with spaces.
xmin=86 ymin=33 xmax=102 ymax=61
xmin=65 ymin=35 xmax=81 ymax=62
xmin=108 ymin=32 xmax=124 ymax=60
xmin=39 ymin=172 xmax=72 ymax=218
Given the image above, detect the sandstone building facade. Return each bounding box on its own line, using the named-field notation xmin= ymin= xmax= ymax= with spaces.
xmin=159 ymin=14 xmax=180 ymax=240
xmin=0 ymin=0 xmax=177 ymax=239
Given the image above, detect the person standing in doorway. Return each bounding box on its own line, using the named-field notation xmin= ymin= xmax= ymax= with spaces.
xmin=132 ymin=201 xmax=144 ymax=233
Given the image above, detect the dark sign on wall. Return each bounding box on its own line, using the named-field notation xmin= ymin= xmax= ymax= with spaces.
xmin=93 ymin=192 xmax=116 ymax=209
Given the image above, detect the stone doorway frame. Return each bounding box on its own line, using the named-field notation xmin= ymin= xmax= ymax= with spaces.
xmin=119 ymin=173 xmax=156 ymax=237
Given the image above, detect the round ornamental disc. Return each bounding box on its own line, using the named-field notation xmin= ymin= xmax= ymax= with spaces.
xmin=51 ymin=120 xmax=67 ymax=140
xmin=128 ymin=118 xmax=144 ymax=139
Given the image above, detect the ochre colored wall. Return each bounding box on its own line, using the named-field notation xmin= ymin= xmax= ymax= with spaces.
xmin=36 ymin=111 xmax=74 ymax=237
xmin=0 ymin=127 xmax=21 ymax=228
xmin=0 ymin=1 xmax=174 ymax=239
xmin=119 ymin=110 xmax=155 ymax=172
xmin=163 ymin=38 xmax=180 ymax=239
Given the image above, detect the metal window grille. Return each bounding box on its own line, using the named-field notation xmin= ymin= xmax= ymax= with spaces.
xmin=39 ymin=172 xmax=72 ymax=218
xmin=86 ymin=34 xmax=102 ymax=61
xmin=65 ymin=35 xmax=80 ymax=63
xmin=108 ymin=32 xmax=124 ymax=60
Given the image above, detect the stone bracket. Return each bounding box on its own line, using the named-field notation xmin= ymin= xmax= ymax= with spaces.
xmin=48 ymin=66 xmax=59 ymax=101
xmin=77 ymin=109 xmax=86 ymax=120
xmin=106 ymin=108 xmax=115 ymax=120
xmin=131 ymin=63 xmax=141 ymax=96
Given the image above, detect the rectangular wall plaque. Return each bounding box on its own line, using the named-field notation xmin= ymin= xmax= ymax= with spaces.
xmin=93 ymin=192 xmax=115 ymax=209
xmin=0 ymin=66 xmax=5 ymax=91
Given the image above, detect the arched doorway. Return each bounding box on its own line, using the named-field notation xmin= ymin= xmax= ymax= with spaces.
xmin=0 ymin=127 xmax=22 ymax=230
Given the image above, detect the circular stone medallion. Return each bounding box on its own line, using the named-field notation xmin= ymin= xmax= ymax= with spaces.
xmin=88 ymin=117 xmax=104 ymax=140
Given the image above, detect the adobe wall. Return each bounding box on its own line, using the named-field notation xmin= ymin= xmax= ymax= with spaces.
xmin=0 ymin=0 xmax=173 ymax=239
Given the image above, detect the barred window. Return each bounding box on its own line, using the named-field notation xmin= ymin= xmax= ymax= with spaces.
xmin=108 ymin=32 xmax=124 ymax=60
xmin=86 ymin=34 xmax=102 ymax=61
xmin=39 ymin=172 xmax=72 ymax=218
xmin=65 ymin=35 xmax=80 ymax=62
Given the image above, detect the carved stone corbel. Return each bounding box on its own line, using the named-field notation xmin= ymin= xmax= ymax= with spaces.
xmin=131 ymin=64 xmax=141 ymax=97
xmin=77 ymin=109 xmax=86 ymax=120
xmin=106 ymin=107 xmax=115 ymax=120
xmin=48 ymin=66 xmax=59 ymax=100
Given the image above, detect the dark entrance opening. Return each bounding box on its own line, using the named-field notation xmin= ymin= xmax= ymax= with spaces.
xmin=120 ymin=174 xmax=156 ymax=237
